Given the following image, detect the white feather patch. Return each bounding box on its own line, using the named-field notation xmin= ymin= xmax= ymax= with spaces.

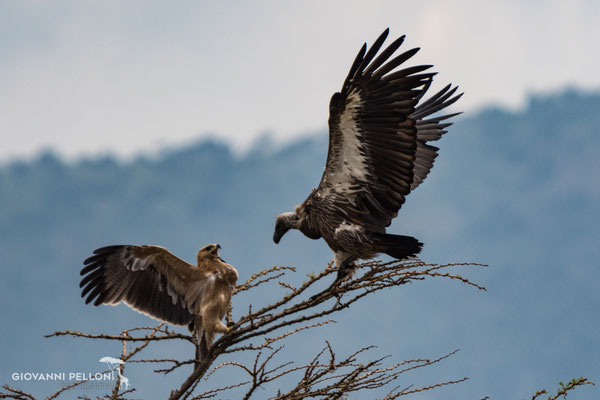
xmin=337 ymin=90 xmax=368 ymax=181
xmin=128 ymin=257 xmax=151 ymax=272
xmin=334 ymin=221 xmax=364 ymax=238
xmin=323 ymin=89 xmax=369 ymax=196
xmin=166 ymin=284 xmax=178 ymax=305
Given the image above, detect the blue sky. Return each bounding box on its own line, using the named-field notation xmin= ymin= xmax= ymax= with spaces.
xmin=1 ymin=0 xmax=599 ymax=162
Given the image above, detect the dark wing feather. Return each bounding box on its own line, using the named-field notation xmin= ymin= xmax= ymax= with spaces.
xmin=411 ymin=81 xmax=463 ymax=190
xmin=313 ymin=29 xmax=449 ymax=231
xmin=80 ymin=245 xmax=210 ymax=326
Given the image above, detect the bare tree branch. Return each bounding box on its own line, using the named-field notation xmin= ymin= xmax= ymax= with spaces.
xmin=530 ymin=377 xmax=594 ymax=400
xmin=44 ymin=325 xmax=193 ymax=344
xmin=163 ymin=259 xmax=486 ymax=399
xmin=0 ymin=259 xmax=517 ymax=400
xmin=0 ymin=385 xmax=36 ymax=400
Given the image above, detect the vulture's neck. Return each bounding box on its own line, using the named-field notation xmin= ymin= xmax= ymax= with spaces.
xmin=282 ymin=212 xmax=301 ymax=229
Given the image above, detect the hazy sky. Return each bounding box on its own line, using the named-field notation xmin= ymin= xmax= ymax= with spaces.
xmin=1 ymin=0 xmax=598 ymax=162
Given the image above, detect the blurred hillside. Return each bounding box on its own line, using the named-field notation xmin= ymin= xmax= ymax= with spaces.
xmin=0 ymin=89 xmax=598 ymax=399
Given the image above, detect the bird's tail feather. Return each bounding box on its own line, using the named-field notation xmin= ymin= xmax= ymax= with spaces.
xmin=374 ymin=233 xmax=422 ymax=260
xmin=195 ymin=329 xmax=209 ymax=370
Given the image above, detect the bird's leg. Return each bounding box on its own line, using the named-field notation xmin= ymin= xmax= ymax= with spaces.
xmin=214 ymin=320 xmax=230 ymax=333
xmin=336 ymin=261 xmax=357 ymax=282
xmin=309 ymin=260 xmax=354 ymax=301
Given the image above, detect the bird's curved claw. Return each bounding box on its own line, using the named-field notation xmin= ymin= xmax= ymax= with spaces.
xmin=309 ymin=278 xmax=343 ymax=302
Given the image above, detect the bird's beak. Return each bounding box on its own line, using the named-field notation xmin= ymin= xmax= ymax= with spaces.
xmin=273 ymin=226 xmax=287 ymax=244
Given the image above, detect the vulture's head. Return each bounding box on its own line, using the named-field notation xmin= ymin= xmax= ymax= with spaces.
xmin=273 ymin=212 xmax=299 ymax=244
xmin=197 ymin=243 xmax=221 ymax=262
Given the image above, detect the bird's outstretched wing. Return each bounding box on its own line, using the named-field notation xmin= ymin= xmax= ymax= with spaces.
xmin=80 ymin=245 xmax=211 ymax=325
xmin=314 ymin=28 xmax=461 ymax=231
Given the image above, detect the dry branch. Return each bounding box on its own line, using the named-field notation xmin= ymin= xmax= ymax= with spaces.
xmin=3 ymin=259 xmax=488 ymax=399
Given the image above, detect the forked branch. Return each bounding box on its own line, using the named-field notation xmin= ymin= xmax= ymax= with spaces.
xmin=3 ymin=259 xmax=489 ymax=400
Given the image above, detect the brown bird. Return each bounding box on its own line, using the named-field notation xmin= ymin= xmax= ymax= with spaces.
xmin=80 ymin=244 xmax=238 ymax=358
xmin=273 ymin=28 xmax=462 ymax=296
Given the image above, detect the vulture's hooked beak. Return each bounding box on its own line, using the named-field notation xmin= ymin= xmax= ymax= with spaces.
xmin=274 ymin=212 xmax=297 ymax=244
xmin=273 ymin=224 xmax=288 ymax=244
xmin=211 ymin=244 xmax=221 ymax=256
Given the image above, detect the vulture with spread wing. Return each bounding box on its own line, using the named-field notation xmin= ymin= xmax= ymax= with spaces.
xmin=80 ymin=244 xmax=238 ymax=355
xmin=273 ymin=29 xmax=462 ymax=293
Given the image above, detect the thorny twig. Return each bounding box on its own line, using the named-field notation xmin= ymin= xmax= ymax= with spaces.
xmin=530 ymin=377 xmax=594 ymax=400
xmin=0 ymin=385 xmax=36 ymax=400
xmin=44 ymin=325 xmax=193 ymax=343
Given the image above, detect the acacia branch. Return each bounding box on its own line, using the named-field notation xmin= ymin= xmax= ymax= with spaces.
xmin=530 ymin=377 xmax=594 ymax=400
xmin=166 ymin=260 xmax=486 ymax=399
xmin=44 ymin=326 xmax=194 ymax=344
xmin=9 ymin=259 xmax=489 ymax=399
xmin=0 ymin=385 xmax=36 ymax=400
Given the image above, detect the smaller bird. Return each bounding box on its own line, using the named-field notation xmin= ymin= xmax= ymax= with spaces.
xmin=80 ymin=244 xmax=238 ymax=359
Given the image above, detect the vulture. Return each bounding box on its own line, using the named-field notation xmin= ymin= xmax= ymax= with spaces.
xmin=273 ymin=28 xmax=462 ymax=294
xmin=80 ymin=244 xmax=238 ymax=356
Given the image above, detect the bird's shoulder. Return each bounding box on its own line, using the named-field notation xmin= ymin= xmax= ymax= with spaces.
xmin=197 ymin=256 xmax=238 ymax=285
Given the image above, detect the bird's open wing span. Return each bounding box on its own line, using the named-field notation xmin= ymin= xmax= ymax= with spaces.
xmin=315 ymin=28 xmax=461 ymax=230
xmin=80 ymin=245 xmax=211 ymax=325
